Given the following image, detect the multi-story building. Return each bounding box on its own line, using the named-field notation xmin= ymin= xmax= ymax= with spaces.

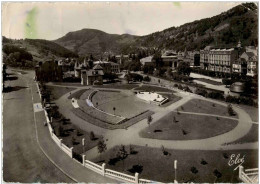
xmin=200 ymin=46 xmax=239 ymax=74
xmin=184 ymin=51 xmax=200 ymax=67
xmin=240 ymin=52 xmax=258 ymax=77
xmin=232 ymin=58 xmax=247 ymax=75
xmin=81 ymin=65 xmax=104 ymax=85
xmin=115 ymin=55 xmax=129 ymax=65
xmin=110 ymin=62 xmax=120 ymax=73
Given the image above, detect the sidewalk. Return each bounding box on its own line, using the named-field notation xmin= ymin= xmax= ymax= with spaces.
xmin=30 ymin=78 xmax=117 ymax=183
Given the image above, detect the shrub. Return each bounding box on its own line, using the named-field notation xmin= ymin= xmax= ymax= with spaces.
xmin=90 ymin=131 xmax=95 ymax=140
xmin=143 ymin=75 xmax=151 ymax=82
xmin=213 ymin=169 xmax=222 ymax=178
xmin=191 ymin=166 xmax=198 ymax=174
xmin=227 ymin=104 xmax=235 ymax=116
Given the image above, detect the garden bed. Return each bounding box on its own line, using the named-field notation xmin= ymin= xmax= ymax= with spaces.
xmin=92 ymin=145 xmax=257 ymax=183
xmin=139 ymin=112 xmax=238 ymax=140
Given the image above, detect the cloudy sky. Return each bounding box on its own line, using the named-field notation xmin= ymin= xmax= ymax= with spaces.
xmin=2 ymin=2 xmax=241 ymax=40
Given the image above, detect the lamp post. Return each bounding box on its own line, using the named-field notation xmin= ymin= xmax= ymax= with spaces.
xmin=174 ymin=160 xmax=177 ymax=183
xmin=82 ymin=138 xmax=85 ymax=153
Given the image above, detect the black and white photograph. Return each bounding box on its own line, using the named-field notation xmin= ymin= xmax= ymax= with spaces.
xmin=2 ymin=2 xmax=259 ymax=183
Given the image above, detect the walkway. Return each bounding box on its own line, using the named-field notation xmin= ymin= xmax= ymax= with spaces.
xmin=48 ymin=82 xmax=256 ymax=161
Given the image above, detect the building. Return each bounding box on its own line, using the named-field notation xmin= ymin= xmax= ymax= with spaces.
xmin=161 ymin=51 xmax=178 ymax=68
xmin=110 ymin=62 xmax=120 ymax=73
xmin=240 ymin=52 xmax=258 ymax=77
xmin=35 ymin=60 xmax=63 ymax=82
xmin=81 ymin=65 xmax=104 ymax=85
xmin=200 ymin=46 xmax=239 ymax=74
xmin=184 ymin=51 xmax=200 ymax=67
xmin=140 ymin=56 xmax=155 ymax=66
xmin=232 ymin=58 xmax=247 ymax=75
xmin=93 ymin=61 xmax=112 ymax=73
xmin=115 ymin=55 xmax=129 ymax=65
xmin=74 ymin=58 xmax=90 ymax=78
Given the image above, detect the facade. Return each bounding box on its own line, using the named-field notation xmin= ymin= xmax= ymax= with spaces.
xmin=81 ymin=67 xmax=104 ymax=85
xmin=115 ymin=55 xmax=129 ymax=65
xmin=110 ymin=62 xmax=120 ymax=73
xmin=200 ymin=46 xmax=239 ymax=74
xmin=184 ymin=51 xmax=200 ymax=67
xmin=232 ymin=58 xmax=247 ymax=75
xmin=161 ymin=51 xmax=178 ymax=68
xmin=240 ymin=52 xmax=258 ymax=77
xmin=35 ymin=60 xmax=63 ymax=82
xmin=74 ymin=59 xmax=89 ymax=78
xmin=93 ymin=61 xmax=112 ymax=73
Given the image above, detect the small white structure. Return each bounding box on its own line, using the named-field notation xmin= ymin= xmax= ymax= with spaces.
xmin=136 ymin=92 xmax=168 ymax=106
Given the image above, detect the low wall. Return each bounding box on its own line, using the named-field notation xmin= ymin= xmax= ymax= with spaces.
xmin=82 ymin=156 xmax=153 ymax=183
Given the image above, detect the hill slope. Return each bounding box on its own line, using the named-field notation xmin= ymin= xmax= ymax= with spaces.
xmin=3 ymin=37 xmax=78 ymax=64
xmin=55 ymin=3 xmax=258 ymax=56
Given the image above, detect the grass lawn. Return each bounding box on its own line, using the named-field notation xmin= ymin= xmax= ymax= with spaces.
xmin=46 ymin=86 xmax=76 ymax=100
xmin=72 ymin=108 xmax=154 ymax=130
xmin=135 ymin=85 xmax=175 ymax=93
xmin=238 ymin=104 xmax=258 ymax=122
xmin=196 ymin=78 xmax=223 ymax=86
xmin=50 ymin=82 xmax=83 ymax=87
xmin=139 ymin=112 xmax=238 ymax=140
xmin=94 ymin=84 xmax=139 ymax=90
xmin=92 ymin=91 xmax=155 ymax=118
xmin=51 ymin=117 xmax=101 ymax=154
xmin=92 ymin=145 xmax=258 ymax=183
xmin=181 ymin=99 xmax=238 ymax=118
xmin=225 ymin=124 xmax=258 ymax=145
xmin=68 ymin=89 xmax=89 ymax=99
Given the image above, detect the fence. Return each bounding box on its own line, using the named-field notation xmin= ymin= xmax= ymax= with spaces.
xmin=239 ymin=166 xmax=258 ymax=183
xmin=43 ymin=108 xmax=73 ymax=158
xmin=82 ymin=155 xmax=153 ymax=183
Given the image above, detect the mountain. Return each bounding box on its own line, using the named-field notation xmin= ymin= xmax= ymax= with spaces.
xmin=54 ymin=29 xmax=138 ymax=56
xmin=55 ymin=3 xmax=258 ymax=56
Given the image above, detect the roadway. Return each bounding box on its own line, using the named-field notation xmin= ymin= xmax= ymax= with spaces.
xmin=3 ymin=68 xmax=116 ymax=183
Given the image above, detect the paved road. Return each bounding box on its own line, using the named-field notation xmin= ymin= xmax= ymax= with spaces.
xmin=3 ymin=69 xmax=117 ymax=183
xmin=3 ymin=70 xmax=72 ymax=183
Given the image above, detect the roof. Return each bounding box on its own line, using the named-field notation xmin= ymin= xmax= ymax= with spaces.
xmin=110 ymin=62 xmax=119 ymax=66
xmin=93 ymin=61 xmax=110 ymax=65
xmin=140 ymin=56 xmax=153 ymax=64
xmin=93 ymin=64 xmax=103 ymax=70
xmin=230 ymin=82 xmax=245 ymax=93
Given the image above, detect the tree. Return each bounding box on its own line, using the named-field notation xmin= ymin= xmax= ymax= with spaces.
xmin=90 ymin=131 xmax=95 ymax=141
xmin=113 ymin=107 xmax=116 ymax=115
xmin=97 ymin=139 xmax=107 ymax=160
xmin=147 ymin=115 xmax=153 ymax=127
xmin=177 ymin=62 xmax=191 ymax=76
xmin=143 ymin=75 xmax=151 ymax=82
xmin=117 ymin=145 xmax=128 ymax=169
xmin=227 ymin=104 xmax=235 ymax=116
xmin=152 ymin=52 xmax=163 ymax=68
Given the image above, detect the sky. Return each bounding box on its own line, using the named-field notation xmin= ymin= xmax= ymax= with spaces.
xmin=2 ymin=2 xmax=242 ymax=40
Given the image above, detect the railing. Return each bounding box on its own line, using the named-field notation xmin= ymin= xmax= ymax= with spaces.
xmin=105 ymin=169 xmax=136 ymax=183
xmin=239 ymin=166 xmax=258 ymax=183
xmin=139 ymin=178 xmax=153 ymax=184
xmin=84 ymin=160 xmax=103 ymax=174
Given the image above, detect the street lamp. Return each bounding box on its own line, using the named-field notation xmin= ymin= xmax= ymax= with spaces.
xmin=174 ymin=160 xmax=177 ymax=183
xmin=82 ymin=138 xmax=85 ymax=153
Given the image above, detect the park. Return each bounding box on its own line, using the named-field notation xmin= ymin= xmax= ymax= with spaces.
xmin=40 ymin=79 xmax=258 ymax=183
